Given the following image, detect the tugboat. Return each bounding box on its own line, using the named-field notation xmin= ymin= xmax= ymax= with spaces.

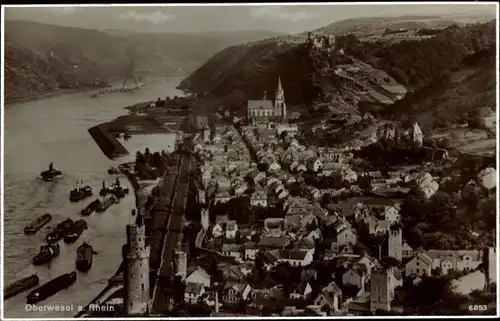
xmin=24 ymin=213 xmax=52 ymax=235
xmin=96 ymin=196 xmax=117 ymax=213
xmin=81 ymin=199 xmax=101 ymax=216
xmin=46 ymin=218 xmax=74 ymax=243
xmin=32 ymin=243 xmax=60 ymax=265
xmin=70 ymin=181 xmax=85 ymax=202
xmin=110 ymin=178 xmax=129 ymax=198
xmin=80 ymin=180 xmax=93 ymax=197
xmin=100 ymin=181 xmax=108 ymax=196
xmin=40 ymin=163 xmax=63 ymax=181
xmin=26 ymin=272 xmax=77 ymax=304
xmin=76 ymin=243 xmax=95 ymax=272
xmin=4 ymin=275 xmax=40 ymax=300
xmin=63 ymin=220 xmax=88 ymax=243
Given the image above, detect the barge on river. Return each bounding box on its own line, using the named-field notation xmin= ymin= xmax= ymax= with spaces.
xmin=46 ymin=218 xmax=74 ymax=243
xmin=81 ymin=199 xmax=101 ymax=216
xmin=76 ymin=243 xmax=94 ymax=273
xmin=64 ymin=220 xmax=88 ymax=243
xmin=26 ymin=272 xmax=77 ymax=304
xmin=24 ymin=213 xmax=52 ymax=235
xmin=4 ymin=275 xmax=39 ymax=300
xmin=96 ymin=196 xmax=117 ymax=213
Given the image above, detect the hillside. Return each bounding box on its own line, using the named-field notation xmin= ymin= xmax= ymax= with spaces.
xmin=379 ymin=46 xmax=496 ymax=127
xmin=4 ymin=20 xmax=281 ymax=103
xmin=179 ymin=20 xmax=496 ymax=120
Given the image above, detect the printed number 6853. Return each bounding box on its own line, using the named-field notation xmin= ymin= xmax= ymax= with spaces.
xmin=469 ymin=305 xmax=487 ymax=311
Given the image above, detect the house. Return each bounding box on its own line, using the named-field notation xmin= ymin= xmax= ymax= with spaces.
xmin=353 ymin=203 xmax=371 ymax=222
xmin=222 ymin=244 xmax=243 ymax=259
xmin=251 ymin=189 xmax=268 ymax=207
xmin=341 ymin=168 xmax=358 ymax=183
xmin=257 ymin=235 xmax=291 ymax=249
xmin=402 ymin=242 xmax=414 ymax=259
xmin=264 ymin=218 xmax=285 ymax=236
xmin=269 ymin=161 xmax=282 ymax=172
xmin=307 ymin=157 xmax=325 ymax=172
xmin=221 ymin=265 xmax=246 ymax=281
xmin=383 ymin=205 xmax=401 ymax=224
xmin=223 ymin=282 xmax=252 ymax=305
xmin=369 ymin=218 xmax=391 ymax=235
xmin=212 ymin=223 xmax=225 ymax=238
xmin=355 ymin=253 xmax=381 ymax=276
xmin=342 ymin=264 xmax=368 ymax=293
xmin=336 ymin=227 xmax=357 ymax=246
xmin=185 ymin=282 xmax=205 ymax=304
xmin=249 ymin=171 xmax=267 ymax=185
xmin=226 ymin=220 xmax=239 ymax=239
xmin=314 ymin=281 xmax=343 ymax=312
xmin=405 ymin=251 xmax=433 ymax=277
xmin=425 ymin=249 xmax=484 ymax=275
xmin=305 ymin=186 xmax=322 ymax=201
xmin=217 ymin=176 xmax=232 ymax=190
xmin=275 ymin=249 xmax=314 ymax=267
xmin=186 ymin=267 xmax=211 ymax=287
xmin=244 ymin=242 xmax=258 ymax=260
xmin=289 ymin=282 xmax=313 ymax=300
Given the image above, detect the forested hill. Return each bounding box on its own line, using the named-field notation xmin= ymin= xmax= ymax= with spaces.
xmin=179 ymin=20 xmax=496 ymax=121
xmin=4 ymin=20 xmax=280 ymax=103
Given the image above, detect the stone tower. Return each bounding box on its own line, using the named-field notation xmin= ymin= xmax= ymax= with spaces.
xmin=201 ymin=207 xmax=210 ymax=231
xmin=174 ymin=249 xmax=187 ymax=281
xmin=387 ymin=228 xmax=402 ymax=262
xmin=413 ymin=122 xmax=423 ymax=147
xmin=370 ymin=267 xmax=392 ymax=313
xmin=275 ymin=76 xmax=286 ymax=121
xmin=484 ymin=246 xmax=497 ymax=286
xmin=124 ymin=210 xmax=151 ymax=316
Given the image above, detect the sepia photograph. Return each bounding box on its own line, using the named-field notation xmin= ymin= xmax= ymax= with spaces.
xmin=1 ymin=2 xmax=498 ymax=319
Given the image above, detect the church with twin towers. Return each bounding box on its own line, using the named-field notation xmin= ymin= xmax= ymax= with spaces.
xmin=247 ymin=76 xmax=287 ymax=125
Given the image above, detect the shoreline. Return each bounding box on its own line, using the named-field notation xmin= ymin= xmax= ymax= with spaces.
xmin=4 ymin=84 xmax=111 ymax=106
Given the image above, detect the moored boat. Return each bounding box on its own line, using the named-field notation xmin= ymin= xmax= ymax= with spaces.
xmin=99 ymin=181 xmax=109 ymax=196
xmin=95 ymin=196 xmax=117 ymax=213
xmin=70 ymin=181 xmax=86 ymax=202
xmin=46 ymin=218 xmax=74 ymax=243
xmin=24 ymin=213 xmax=52 ymax=235
xmin=4 ymin=275 xmax=40 ymax=300
xmin=26 ymin=272 xmax=77 ymax=304
xmin=32 ymin=243 xmax=60 ymax=265
xmin=76 ymin=243 xmax=94 ymax=272
xmin=63 ymin=220 xmax=88 ymax=243
xmin=81 ymin=199 xmax=101 ymax=216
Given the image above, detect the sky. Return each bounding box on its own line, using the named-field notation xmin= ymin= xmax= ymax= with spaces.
xmin=4 ymin=3 xmax=497 ymax=34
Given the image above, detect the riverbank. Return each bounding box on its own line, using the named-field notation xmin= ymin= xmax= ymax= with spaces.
xmin=5 ymin=84 xmax=111 ymax=105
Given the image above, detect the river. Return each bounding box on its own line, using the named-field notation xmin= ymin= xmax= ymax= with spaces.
xmin=3 ymin=77 xmax=183 ymax=318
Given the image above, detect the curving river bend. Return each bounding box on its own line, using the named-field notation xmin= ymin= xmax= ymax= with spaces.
xmin=3 ymin=77 xmax=182 ymax=318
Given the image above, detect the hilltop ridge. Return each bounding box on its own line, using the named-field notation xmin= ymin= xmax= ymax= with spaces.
xmin=179 ymin=19 xmax=496 ymax=122
xmin=4 ymin=20 xmax=281 ymax=103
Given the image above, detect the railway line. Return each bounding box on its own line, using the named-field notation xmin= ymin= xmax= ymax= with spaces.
xmin=150 ymin=150 xmax=192 ymax=313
